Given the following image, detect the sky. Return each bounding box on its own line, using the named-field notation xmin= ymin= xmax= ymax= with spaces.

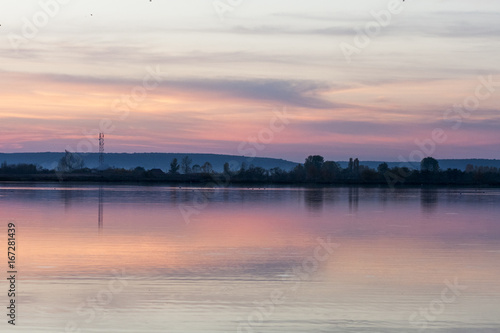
xmin=1 ymin=0 xmax=500 ymax=162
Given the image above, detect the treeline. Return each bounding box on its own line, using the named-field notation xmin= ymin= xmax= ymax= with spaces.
xmin=1 ymin=153 xmax=500 ymax=186
xmin=225 ymin=156 xmax=500 ymax=185
xmin=0 ymin=162 xmax=44 ymax=175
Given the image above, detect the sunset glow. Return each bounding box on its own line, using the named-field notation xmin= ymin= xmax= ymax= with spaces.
xmin=1 ymin=0 xmax=499 ymax=161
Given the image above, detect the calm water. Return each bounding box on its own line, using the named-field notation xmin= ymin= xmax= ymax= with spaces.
xmin=0 ymin=184 xmax=499 ymax=332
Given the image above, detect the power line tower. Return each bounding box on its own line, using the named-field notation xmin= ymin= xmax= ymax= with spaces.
xmin=99 ymin=133 xmax=104 ymax=167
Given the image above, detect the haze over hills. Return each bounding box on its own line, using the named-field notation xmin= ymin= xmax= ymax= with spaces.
xmin=0 ymin=153 xmax=298 ymax=172
xmin=1 ymin=153 xmax=499 ymax=172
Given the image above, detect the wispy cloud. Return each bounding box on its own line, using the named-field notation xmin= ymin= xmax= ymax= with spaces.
xmin=2 ymin=1 xmax=500 ymax=159
xmin=1 ymin=71 xmax=345 ymax=109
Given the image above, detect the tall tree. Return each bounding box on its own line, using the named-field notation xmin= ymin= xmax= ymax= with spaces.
xmin=181 ymin=156 xmax=192 ymax=174
xmin=354 ymin=158 xmax=360 ymax=173
xmin=169 ymin=158 xmax=180 ymax=174
xmin=304 ymin=155 xmax=324 ymax=180
xmin=348 ymin=158 xmax=354 ymax=172
xmin=223 ymin=162 xmax=231 ymax=175
xmin=290 ymin=164 xmax=306 ymax=182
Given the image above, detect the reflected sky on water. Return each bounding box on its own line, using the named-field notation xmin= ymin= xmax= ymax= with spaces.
xmin=0 ymin=184 xmax=499 ymax=332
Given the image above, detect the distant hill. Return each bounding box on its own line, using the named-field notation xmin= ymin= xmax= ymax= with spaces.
xmin=0 ymin=153 xmax=298 ymax=172
xmin=1 ymin=153 xmax=498 ymax=172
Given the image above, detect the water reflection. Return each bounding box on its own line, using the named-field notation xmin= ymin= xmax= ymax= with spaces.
xmin=61 ymin=186 xmax=73 ymax=210
xmin=1 ymin=184 xmax=500 ymax=333
xmin=420 ymin=187 xmax=438 ymax=214
xmin=98 ymin=186 xmax=104 ymax=231
xmin=304 ymin=188 xmax=324 ymax=211
xmin=348 ymin=186 xmax=359 ymax=213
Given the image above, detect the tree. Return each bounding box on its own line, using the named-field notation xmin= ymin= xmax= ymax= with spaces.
xmin=192 ymin=164 xmax=201 ymax=173
xmin=223 ymin=162 xmax=231 ymax=175
xmin=321 ymin=161 xmax=340 ymax=181
xmin=201 ymin=162 xmax=213 ymax=173
xmin=0 ymin=163 xmax=38 ymax=174
xmin=345 ymin=157 xmax=360 ymax=179
xmin=239 ymin=161 xmax=247 ymax=173
xmin=169 ymin=158 xmax=180 ymax=174
xmin=181 ymin=156 xmax=192 ymax=174
xmin=377 ymin=162 xmax=389 ymax=174
xmin=348 ymin=158 xmax=354 ymax=172
xmin=290 ymin=164 xmax=306 ymax=182
xmin=353 ymin=158 xmax=360 ymax=174
xmin=304 ymin=155 xmax=324 ymax=180
xmin=421 ymin=157 xmax=440 ymax=172
xmin=133 ymin=166 xmax=146 ymax=175
xmin=360 ymin=166 xmax=378 ymax=182
xmin=269 ymin=167 xmax=286 ymax=182
xmin=57 ymin=150 xmax=84 ymax=172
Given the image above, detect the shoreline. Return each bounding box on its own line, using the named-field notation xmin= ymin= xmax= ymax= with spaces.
xmin=1 ymin=174 xmax=499 ymax=188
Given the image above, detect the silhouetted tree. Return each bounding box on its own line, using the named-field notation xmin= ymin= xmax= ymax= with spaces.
xmin=202 ymin=161 xmax=213 ymax=173
xmin=223 ymin=162 xmax=231 ymax=175
xmin=348 ymin=158 xmax=354 ymax=173
xmin=0 ymin=163 xmax=38 ymax=174
xmin=242 ymin=166 xmax=267 ymax=181
xmin=133 ymin=166 xmax=146 ymax=175
xmin=239 ymin=161 xmax=247 ymax=173
xmin=354 ymin=158 xmax=360 ymax=174
xmin=290 ymin=164 xmax=306 ymax=182
xmin=421 ymin=157 xmax=439 ymax=172
xmin=192 ymin=164 xmax=201 ymax=173
xmin=269 ymin=167 xmax=287 ymax=182
xmin=181 ymin=156 xmax=192 ymax=174
xmin=169 ymin=158 xmax=180 ymax=174
xmin=304 ymin=155 xmax=324 ymax=180
xmin=377 ymin=162 xmax=389 ymax=174
xmin=321 ymin=161 xmax=340 ymax=181
xmin=360 ymin=166 xmax=378 ymax=182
